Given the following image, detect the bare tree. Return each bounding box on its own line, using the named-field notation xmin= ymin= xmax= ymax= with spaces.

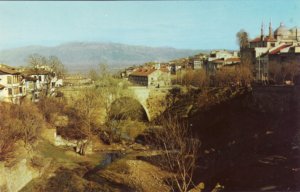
xmin=48 ymin=56 xmax=66 ymax=78
xmin=182 ymin=69 xmax=209 ymax=88
xmin=236 ymin=65 xmax=253 ymax=86
xmin=155 ymin=115 xmax=200 ymax=192
xmin=27 ymin=54 xmax=65 ymax=78
xmin=27 ymin=54 xmax=47 ymax=69
xmin=286 ymin=61 xmax=300 ymax=83
xmin=214 ymin=68 xmax=237 ymax=87
xmin=88 ymin=68 xmax=99 ymax=82
xmin=269 ymin=63 xmax=281 ymax=83
xmin=280 ymin=63 xmax=290 ymax=84
xmin=0 ymin=102 xmax=44 ymax=160
xmin=192 ymin=69 xmax=209 ymax=87
xmin=71 ymin=88 xmax=103 ymax=155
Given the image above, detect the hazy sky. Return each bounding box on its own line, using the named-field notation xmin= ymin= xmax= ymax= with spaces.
xmin=0 ymin=1 xmax=299 ymax=50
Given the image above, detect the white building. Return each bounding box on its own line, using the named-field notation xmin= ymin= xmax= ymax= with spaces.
xmin=207 ymin=50 xmax=240 ymax=72
xmin=0 ymin=65 xmax=26 ymax=104
xmin=208 ymin=50 xmax=233 ymax=62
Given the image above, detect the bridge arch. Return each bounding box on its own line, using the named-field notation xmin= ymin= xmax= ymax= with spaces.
xmin=109 ymin=96 xmax=150 ymax=121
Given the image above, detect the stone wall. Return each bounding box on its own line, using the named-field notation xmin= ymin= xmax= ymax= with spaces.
xmin=252 ymin=85 xmax=297 ymax=113
xmin=0 ymin=159 xmax=39 ymax=192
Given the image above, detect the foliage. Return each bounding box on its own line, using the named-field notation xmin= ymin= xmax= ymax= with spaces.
xmin=236 ymin=29 xmax=249 ymax=48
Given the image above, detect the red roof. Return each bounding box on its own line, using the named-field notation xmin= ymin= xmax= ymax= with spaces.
xmin=269 ymin=44 xmax=291 ymax=55
xmin=250 ymin=37 xmax=262 ymax=43
xmin=225 ymin=58 xmax=241 ymax=63
xmin=129 ymin=68 xmax=156 ymax=77
xmin=211 ymin=59 xmax=224 ymax=64
xmin=250 ymin=36 xmax=277 ymax=43
xmin=264 ymin=36 xmax=277 ymax=42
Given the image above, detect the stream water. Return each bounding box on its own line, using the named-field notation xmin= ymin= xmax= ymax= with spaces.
xmin=84 ymin=152 xmax=124 ymax=177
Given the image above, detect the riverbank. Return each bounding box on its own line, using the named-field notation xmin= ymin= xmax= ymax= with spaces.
xmin=19 ymin=139 xmax=172 ymax=192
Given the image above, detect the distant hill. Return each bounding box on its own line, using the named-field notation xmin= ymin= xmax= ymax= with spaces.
xmin=0 ymin=42 xmax=207 ymax=72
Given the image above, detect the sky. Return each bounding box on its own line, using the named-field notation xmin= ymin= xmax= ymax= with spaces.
xmin=0 ymin=0 xmax=299 ymax=51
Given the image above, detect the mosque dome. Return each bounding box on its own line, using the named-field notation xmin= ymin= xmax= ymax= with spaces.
xmin=274 ymin=23 xmax=291 ymax=37
xmin=290 ymin=26 xmax=300 ymax=36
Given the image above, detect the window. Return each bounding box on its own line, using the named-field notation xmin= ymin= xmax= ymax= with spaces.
xmin=19 ymin=87 xmax=23 ymax=94
xmin=8 ymin=88 xmax=12 ymax=96
xmin=7 ymin=76 xmax=12 ymax=84
xmin=14 ymin=87 xmax=19 ymax=94
xmin=39 ymin=76 xmax=42 ymax=81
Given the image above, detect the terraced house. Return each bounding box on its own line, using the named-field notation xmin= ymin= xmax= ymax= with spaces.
xmin=0 ymin=64 xmax=26 ymax=104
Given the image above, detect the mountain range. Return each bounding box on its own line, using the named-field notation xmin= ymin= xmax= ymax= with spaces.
xmin=0 ymin=42 xmax=206 ymax=72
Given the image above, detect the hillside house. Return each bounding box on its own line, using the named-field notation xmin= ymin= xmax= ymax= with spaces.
xmin=0 ymin=64 xmax=26 ymax=104
xmin=22 ymin=67 xmax=63 ymax=101
xmin=128 ymin=68 xmax=171 ymax=87
xmin=120 ymin=66 xmax=135 ymax=79
xmin=206 ymin=50 xmax=240 ymax=73
xmin=189 ymin=54 xmax=207 ymax=70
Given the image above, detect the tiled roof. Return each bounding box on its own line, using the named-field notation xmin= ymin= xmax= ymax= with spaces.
xmin=269 ymin=44 xmax=291 ymax=55
xmin=250 ymin=37 xmax=262 ymax=43
xmin=225 ymin=58 xmax=241 ymax=63
xmin=129 ymin=68 xmax=156 ymax=77
xmin=250 ymin=36 xmax=277 ymax=43
xmin=264 ymin=36 xmax=277 ymax=42
xmin=211 ymin=59 xmax=224 ymax=64
xmin=0 ymin=66 xmax=20 ymax=75
xmin=22 ymin=68 xmax=52 ymax=75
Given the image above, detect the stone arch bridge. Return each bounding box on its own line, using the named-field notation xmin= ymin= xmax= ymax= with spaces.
xmin=61 ymin=85 xmax=171 ymax=121
xmin=110 ymin=86 xmax=170 ymax=121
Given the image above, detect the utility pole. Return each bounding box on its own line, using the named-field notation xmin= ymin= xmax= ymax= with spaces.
xmin=258 ymin=53 xmax=261 ymax=81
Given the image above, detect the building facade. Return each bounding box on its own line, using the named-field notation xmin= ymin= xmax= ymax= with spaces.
xmin=128 ymin=68 xmax=171 ymax=87
xmin=0 ymin=65 xmax=26 ymax=104
xmin=244 ymin=22 xmax=300 ymax=81
xmin=206 ymin=50 xmax=240 ymax=73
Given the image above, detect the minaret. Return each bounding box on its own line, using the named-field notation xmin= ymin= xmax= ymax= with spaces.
xmin=269 ymin=21 xmax=273 ymax=38
xmin=261 ymin=21 xmax=264 ymax=41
